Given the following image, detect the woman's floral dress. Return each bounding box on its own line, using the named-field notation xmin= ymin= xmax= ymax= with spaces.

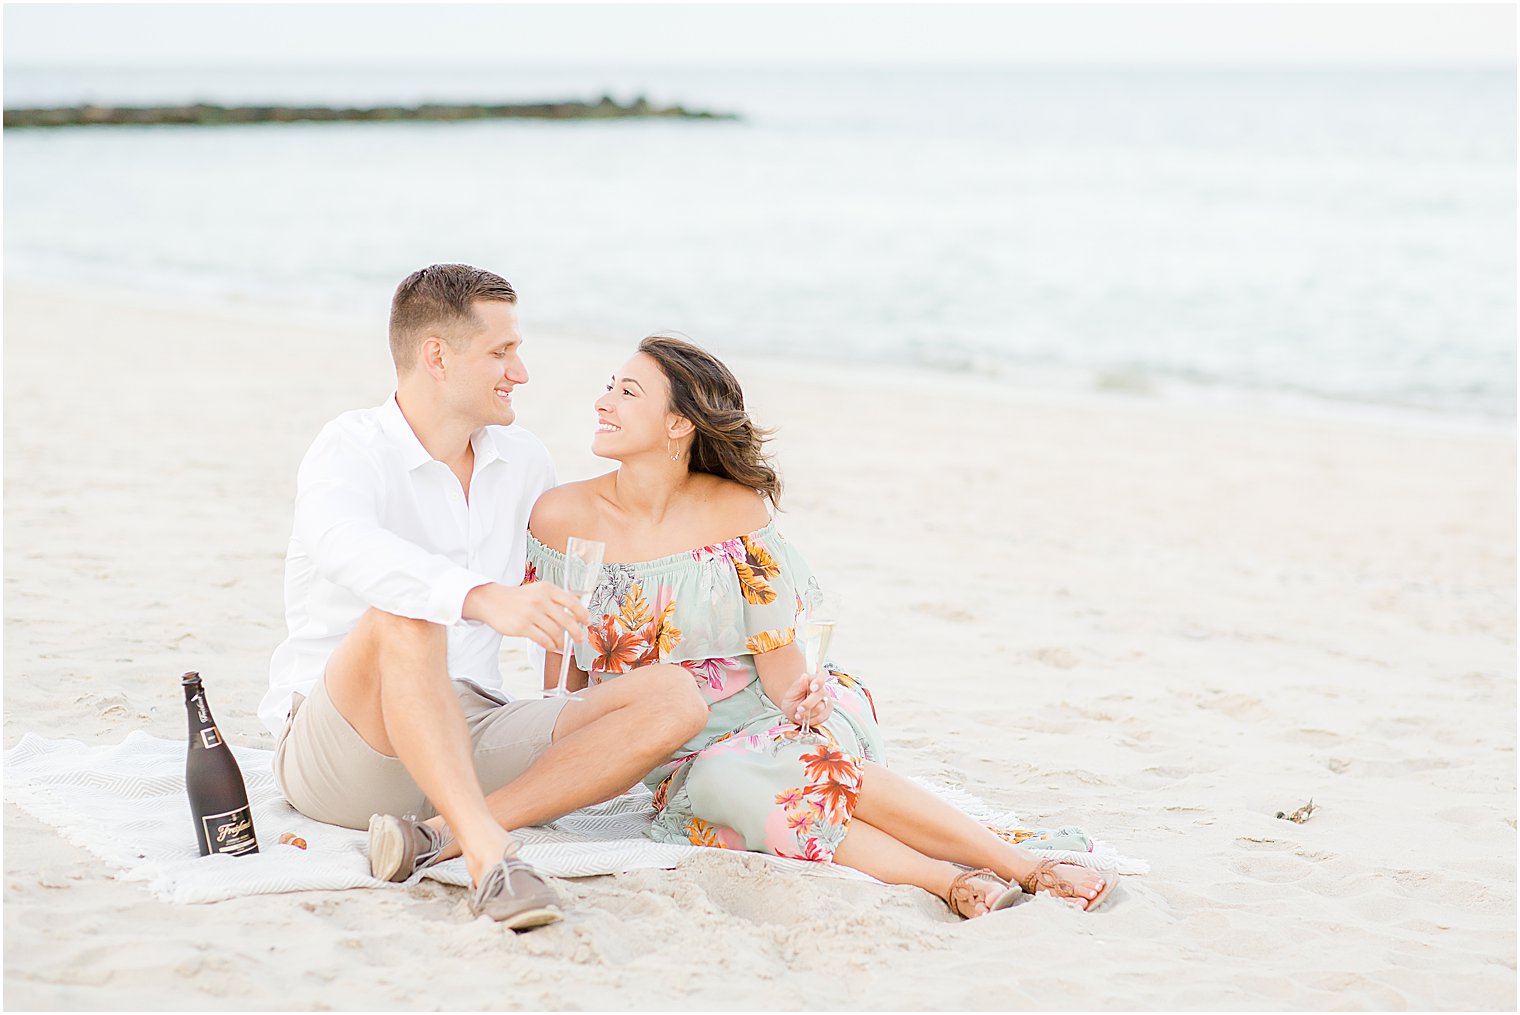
xmin=525 ymin=521 xmax=1090 ymax=862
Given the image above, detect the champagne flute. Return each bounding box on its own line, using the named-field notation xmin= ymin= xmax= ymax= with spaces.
xmin=797 ymin=588 xmax=839 ymax=735
xmin=550 ymin=536 xmax=605 ymax=699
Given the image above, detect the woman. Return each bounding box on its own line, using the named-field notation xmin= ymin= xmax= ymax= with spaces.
xmin=526 ymin=336 xmax=1115 ymax=917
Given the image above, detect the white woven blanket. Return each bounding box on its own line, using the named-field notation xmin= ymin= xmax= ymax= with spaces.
xmin=4 ymin=731 xmax=1143 ymax=904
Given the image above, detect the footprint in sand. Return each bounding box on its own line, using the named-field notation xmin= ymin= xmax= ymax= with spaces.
xmin=73 ymin=691 xmax=147 ymax=722
xmin=1227 ymin=853 xmax=1315 ymax=884
xmin=1193 ymin=692 xmax=1270 ymax=720
xmin=1027 ymin=646 xmax=1080 ymax=669
xmin=1456 ymin=671 xmax=1498 ymax=691
xmin=1131 ymin=765 xmax=1196 ymax=789
xmin=1305 ymin=972 xmax=1410 ymax=1009
xmin=1287 ymin=727 xmax=1343 ymax=746
xmin=911 ymin=602 xmax=976 ymax=623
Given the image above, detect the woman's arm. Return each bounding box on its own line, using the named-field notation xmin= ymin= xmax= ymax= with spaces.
xmin=754 ymin=641 xmax=833 ymax=727
xmin=754 ymin=640 xmax=805 ymax=704
xmin=543 ymin=647 xmax=590 ymax=694
xmin=715 ymin=482 xmax=831 ymax=725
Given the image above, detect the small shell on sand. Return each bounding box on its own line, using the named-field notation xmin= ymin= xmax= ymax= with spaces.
xmin=1275 ymin=799 xmax=1317 ymax=824
xmin=276 ymin=833 xmax=308 ymax=849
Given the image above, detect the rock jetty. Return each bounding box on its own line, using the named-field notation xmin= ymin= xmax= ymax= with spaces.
xmin=3 ymin=95 xmax=736 ymax=129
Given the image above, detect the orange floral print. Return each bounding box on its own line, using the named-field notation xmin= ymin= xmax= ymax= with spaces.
xmin=811 ymin=777 xmax=860 ymax=822
xmin=651 ymin=598 xmax=683 ymax=656
xmin=619 ymin=581 xmax=654 ymax=631
xmin=799 ymin=744 xmax=857 ymax=785
xmin=774 ymin=787 xmax=805 ymax=809
xmin=653 ymin=775 xmax=673 ymax=811
xmin=734 ymin=534 xmax=781 ymax=605
xmin=745 ymin=626 xmax=794 ymax=655
xmin=989 ymin=827 xmax=1041 ymax=845
xmin=686 ymin=818 xmax=730 ymax=849
xmin=632 ymin=592 xmax=682 ymax=664
xmin=583 ymin=581 xmax=689 ymax=671
xmin=588 ymin=615 xmax=645 ymax=673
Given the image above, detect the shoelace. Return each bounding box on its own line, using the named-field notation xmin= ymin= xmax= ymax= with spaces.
xmin=400 ymin=814 xmax=455 ymax=870
xmin=472 ymin=855 xmax=533 ymax=905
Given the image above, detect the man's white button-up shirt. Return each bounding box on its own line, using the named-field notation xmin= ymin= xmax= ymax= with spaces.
xmin=260 ymin=394 xmax=555 ymax=736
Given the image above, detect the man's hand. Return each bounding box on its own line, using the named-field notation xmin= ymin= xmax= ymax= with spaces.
xmin=463 ymin=582 xmax=589 ymax=651
xmin=777 ymin=672 xmax=834 ymax=728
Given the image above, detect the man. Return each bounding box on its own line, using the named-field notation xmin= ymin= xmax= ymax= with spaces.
xmin=261 ymin=264 xmax=708 ymax=930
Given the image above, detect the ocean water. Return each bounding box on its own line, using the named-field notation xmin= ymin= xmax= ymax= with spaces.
xmin=4 ymin=64 xmax=1515 ymax=420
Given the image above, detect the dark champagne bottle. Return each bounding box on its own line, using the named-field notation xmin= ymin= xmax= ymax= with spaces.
xmin=182 ymin=671 xmax=258 ymax=857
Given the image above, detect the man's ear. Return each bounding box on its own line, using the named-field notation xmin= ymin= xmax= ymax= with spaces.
xmin=420 ymin=335 xmax=448 ymax=379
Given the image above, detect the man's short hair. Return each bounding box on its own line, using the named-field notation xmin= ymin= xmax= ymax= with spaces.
xmin=388 ymin=264 xmax=517 ymax=371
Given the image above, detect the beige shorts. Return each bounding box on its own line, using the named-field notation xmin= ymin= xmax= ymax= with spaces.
xmin=273 ymin=674 xmax=566 ymax=830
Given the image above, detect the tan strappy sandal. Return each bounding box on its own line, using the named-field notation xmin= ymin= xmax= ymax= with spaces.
xmin=946 ymin=867 xmax=1014 ymax=919
xmin=1017 ymin=857 xmax=1116 ymax=911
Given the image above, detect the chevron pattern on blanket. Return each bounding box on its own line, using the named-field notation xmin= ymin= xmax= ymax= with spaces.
xmin=5 ymin=731 xmax=1142 ymax=905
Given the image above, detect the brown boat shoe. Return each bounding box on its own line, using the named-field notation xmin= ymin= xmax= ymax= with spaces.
xmin=368 ymin=813 xmax=452 ymax=883
xmin=469 ymin=845 xmax=564 ymax=931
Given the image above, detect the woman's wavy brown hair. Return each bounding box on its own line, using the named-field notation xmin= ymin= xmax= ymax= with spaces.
xmin=638 ymin=335 xmax=783 ymax=508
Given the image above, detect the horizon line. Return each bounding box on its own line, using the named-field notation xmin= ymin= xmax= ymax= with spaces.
xmin=7 ymin=58 xmax=1516 ymax=71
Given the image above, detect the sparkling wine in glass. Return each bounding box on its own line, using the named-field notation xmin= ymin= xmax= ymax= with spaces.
xmin=797 ymin=589 xmax=839 ymax=735
xmin=550 ymin=536 xmax=605 ymax=699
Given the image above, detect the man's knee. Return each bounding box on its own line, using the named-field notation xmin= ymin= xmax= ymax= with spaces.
xmin=357 ymin=608 xmax=445 ymax=653
xmin=329 ymin=610 xmax=444 ymax=700
xmin=635 ymin=664 xmax=709 ymax=739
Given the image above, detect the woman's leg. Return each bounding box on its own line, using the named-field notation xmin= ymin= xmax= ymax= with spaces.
xmin=831 ymin=817 xmax=1001 ymax=916
xmin=852 ymin=761 xmax=1107 ymax=908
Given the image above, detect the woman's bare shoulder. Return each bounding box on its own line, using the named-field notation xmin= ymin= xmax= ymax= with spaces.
xmin=696 ymin=476 xmax=772 ymax=535
xmin=529 ymin=474 xmax=614 ymax=551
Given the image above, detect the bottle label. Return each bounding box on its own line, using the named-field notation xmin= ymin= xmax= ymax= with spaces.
xmin=201 ymin=807 xmax=257 ymax=855
xmin=199 ymin=727 xmax=222 ymax=749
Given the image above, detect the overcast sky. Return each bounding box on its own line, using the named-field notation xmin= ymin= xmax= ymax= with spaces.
xmin=4 ymin=3 xmax=1515 ymax=68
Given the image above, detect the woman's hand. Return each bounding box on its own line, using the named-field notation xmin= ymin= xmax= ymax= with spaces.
xmin=778 ymin=672 xmax=834 ymax=729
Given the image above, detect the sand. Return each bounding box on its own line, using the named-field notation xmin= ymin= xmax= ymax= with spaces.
xmin=3 ymin=280 xmax=1514 ymax=1010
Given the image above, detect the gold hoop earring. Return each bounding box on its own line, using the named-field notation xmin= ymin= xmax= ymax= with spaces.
xmin=667 ymin=438 xmax=680 ymax=462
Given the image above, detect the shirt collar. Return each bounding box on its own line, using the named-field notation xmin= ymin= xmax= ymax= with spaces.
xmin=379 ymin=393 xmax=509 ymax=473
xmin=470 ymin=425 xmax=507 ymax=470
xmin=377 ymin=393 xmax=436 ymax=472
